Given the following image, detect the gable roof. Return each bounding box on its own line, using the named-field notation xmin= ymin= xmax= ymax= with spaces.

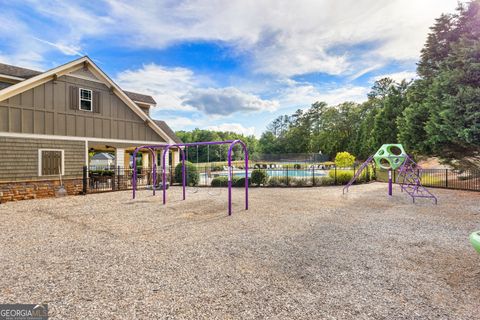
xmin=0 ymin=62 xmax=157 ymax=105
xmin=0 ymin=56 xmax=176 ymax=144
xmin=92 ymin=152 xmax=115 ymax=160
xmin=153 ymin=120 xmax=182 ymax=144
xmin=124 ymin=90 xmax=156 ymax=105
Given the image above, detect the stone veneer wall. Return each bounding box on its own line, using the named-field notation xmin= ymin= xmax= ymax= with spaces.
xmin=0 ymin=178 xmax=84 ymax=203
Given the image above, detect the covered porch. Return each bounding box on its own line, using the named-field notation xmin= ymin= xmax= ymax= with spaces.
xmin=85 ymin=141 xmax=181 ymax=192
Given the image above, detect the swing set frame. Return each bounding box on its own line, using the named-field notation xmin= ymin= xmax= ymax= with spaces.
xmin=131 ymin=139 xmax=249 ymax=216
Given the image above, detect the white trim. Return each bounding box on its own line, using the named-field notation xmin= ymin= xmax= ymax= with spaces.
xmin=85 ymin=141 xmax=89 ymax=166
xmin=0 ymin=74 xmax=25 ymax=81
xmin=79 ymin=88 xmax=93 ymax=112
xmin=0 ymin=131 xmax=169 ymax=146
xmin=38 ymin=149 xmax=65 ymax=177
xmin=134 ymin=101 xmax=156 ymax=107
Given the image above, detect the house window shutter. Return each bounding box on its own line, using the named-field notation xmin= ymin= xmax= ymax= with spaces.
xmin=41 ymin=150 xmax=62 ymax=175
xmin=93 ymin=91 xmax=101 ymax=113
xmin=70 ymin=86 xmax=79 ymax=110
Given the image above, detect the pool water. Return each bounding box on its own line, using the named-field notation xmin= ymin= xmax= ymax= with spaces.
xmin=201 ymin=169 xmax=328 ymax=178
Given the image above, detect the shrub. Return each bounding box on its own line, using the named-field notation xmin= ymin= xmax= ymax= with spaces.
xmin=328 ymin=168 xmax=373 ymax=185
xmin=290 ymin=177 xmax=309 ymax=186
xmin=211 ymin=176 xmax=229 ymax=187
xmin=328 ymin=169 xmax=354 ymax=184
xmin=318 ymin=176 xmax=334 ymax=186
xmin=267 ymin=176 xmax=289 ymax=187
xmin=234 ymin=177 xmax=251 ymax=187
xmin=251 ymin=169 xmax=268 ymax=186
xmin=210 ymin=175 xmax=248 ymax=187
xmin=335 ymin=151 xmax=355 ymax=168
xmin=175 ymin=161 xmax=199 ymax=186
xmin=293 ymin=163 xmax=301 ymax=169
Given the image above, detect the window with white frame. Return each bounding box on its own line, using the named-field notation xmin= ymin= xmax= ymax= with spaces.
xmin=39 ymin=149 xmax=64 ymax=176
xmin=79 ymin=88 xmax=92 ymax=111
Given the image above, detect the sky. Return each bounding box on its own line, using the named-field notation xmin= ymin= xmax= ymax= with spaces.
xmin=0 ymin=0 xmax=460 ymax=137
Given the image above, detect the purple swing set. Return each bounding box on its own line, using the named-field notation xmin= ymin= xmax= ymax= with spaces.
xmin=131 ymin=139 xmax=249 ymax=216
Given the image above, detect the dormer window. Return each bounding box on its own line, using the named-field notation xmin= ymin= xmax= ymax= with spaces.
xmin=79 ymin=88 xmax=92 ymax=111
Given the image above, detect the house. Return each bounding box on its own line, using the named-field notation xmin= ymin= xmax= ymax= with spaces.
xmin=0 ymin=56 xmax=182 ymax=202
xmin=90 ymin=152 xmax=115 ymax=168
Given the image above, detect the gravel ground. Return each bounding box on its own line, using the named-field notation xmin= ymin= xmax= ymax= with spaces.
xmin=0 ymin=183 xmax=479 ymax=319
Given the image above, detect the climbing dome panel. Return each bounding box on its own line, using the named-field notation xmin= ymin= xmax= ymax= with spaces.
xmin=373 ymin=144 xmax=407 ymax=170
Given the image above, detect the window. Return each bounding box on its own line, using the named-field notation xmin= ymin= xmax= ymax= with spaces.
xmin=38 ymin=149 xmax=64 ymax=176
xmin=79 ymin=88 xmax=92 ymax=111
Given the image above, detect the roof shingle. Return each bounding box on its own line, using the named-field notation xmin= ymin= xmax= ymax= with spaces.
xmin=153 ymin=120 xmax=182 ymax=144
xmin=124 ymin=90 xmax=156 ymax=105
xmin=0 ymin=63 xmax=42 ymax=79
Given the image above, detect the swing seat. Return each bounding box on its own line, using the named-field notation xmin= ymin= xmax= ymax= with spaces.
xmin=146 ymin=183 xmax=169 ymax=190
xmin=470 ymin=231 xmax=480 ymax=254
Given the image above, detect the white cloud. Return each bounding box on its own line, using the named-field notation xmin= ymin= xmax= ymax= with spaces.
xmin=16 ymin=0 xmax=459 ymax=77
xmin=116 ymin=64 xmax=278 ymax=116
xmin=33 ymin=37 xmax=84 ymax=57
xmin=373 ymin=71 xmax=418 ymax=83
xmin=278 ymin=80 xmax=369 ymax=107
xmin=183 ymin=87 xmax=278 ymax=115
xmin=116 ymin=64 xmax=198 ymax=111
xmin=206 ymin=123 xmax=256 ymax=136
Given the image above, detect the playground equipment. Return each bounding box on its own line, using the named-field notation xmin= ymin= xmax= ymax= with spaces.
xmin=343 ymin=144 xmax=437 ymax=204
xmin=131 ymin=139 xmax=249 ymax=216
xmin=470 ymin=231 xmax=480 ymax=254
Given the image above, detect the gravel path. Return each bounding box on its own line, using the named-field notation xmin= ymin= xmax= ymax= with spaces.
xmin=0 ymin=183 xmax=479 ymax=319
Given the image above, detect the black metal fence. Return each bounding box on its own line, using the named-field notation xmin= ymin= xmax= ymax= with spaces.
xmin=83 ymin=164 xmax=480 ymax=193
xmin=376 ymin=167 xmax=480 ymax=191
xmin=84 ymin=166 xmax=173 ymax=193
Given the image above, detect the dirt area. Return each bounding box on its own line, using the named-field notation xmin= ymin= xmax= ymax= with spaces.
xmin=0 ymin=183 xmax=479 ymax=319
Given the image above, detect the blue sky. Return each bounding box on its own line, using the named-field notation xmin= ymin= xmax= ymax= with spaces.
xmin=0 ymin=0 xmax=460 ymax=136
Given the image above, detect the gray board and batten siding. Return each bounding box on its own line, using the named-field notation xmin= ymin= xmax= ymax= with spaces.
xmin=0 ymin=137 xmax=84 ymax=182
xmin=0 ymin=74 xmax=165 ymax=142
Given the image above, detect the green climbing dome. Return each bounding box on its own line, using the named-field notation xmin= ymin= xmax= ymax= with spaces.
xmin=373 ymin=144 xmax=407 ymax=170
xmin=470 ymin=231 xmax=480 ymax=254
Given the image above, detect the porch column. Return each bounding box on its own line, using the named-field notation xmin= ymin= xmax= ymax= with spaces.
xmin=142 ymin=152 xmax=150 ymax=169
xmin=124 ymin=152 xmax=130 ymax=169
xmin=116 ymin=148 xmax=125 ymax=174
xmin=172 ymin=148 xmax=180 ymax=168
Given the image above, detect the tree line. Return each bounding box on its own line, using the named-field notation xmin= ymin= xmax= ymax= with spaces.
xmin=177 ymin=2 xmax=479 ymax=165
xmin=259 ymin=1 xmax=480 ymax=162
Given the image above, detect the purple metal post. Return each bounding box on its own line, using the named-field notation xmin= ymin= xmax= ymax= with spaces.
xmin=388 ymin=169 xmax=393 ymax=196
xmin=161 ymin=146 xmax=186 ymax=204
xmin=132 ymin=145 xmax=168 ymax=199
xmin=159 ymin=140 xmax=248 ymax=215
xmin=227 ymin=139 xmax=249 ymax=215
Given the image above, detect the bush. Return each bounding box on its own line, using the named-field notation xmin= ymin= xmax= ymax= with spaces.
xmin=318 ymin=176 xmax=334 ymax=186
xmin=175 ymin=161 xmax=199 ymax=186
xmin=267 ymin=176 xmax=289 ymax=187
xmin=251 ymin=169 xmax=268 ymax=186
xmin=293 ymin=163 xmax=301 ymax=169
xmin=211 ymin=176 xmax=229 ymax=187
xmin=328 ymin=168 xmax=373 ymax=185
xmin=290 ymin=177 xmax=309 ymax=186
xmin=335 ymin=151 xmax=355 ymax=168
xmin=234 ymin=177 xmax=251 ymax=187
xmin=328 ymin=169 xmax=354 ymax=184
xmin=210 ymin=175 xmax=248 ymax=187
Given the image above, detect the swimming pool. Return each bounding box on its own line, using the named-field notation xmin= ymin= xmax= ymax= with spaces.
xmin=201 ymin=169 xmax=328 ymax=178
